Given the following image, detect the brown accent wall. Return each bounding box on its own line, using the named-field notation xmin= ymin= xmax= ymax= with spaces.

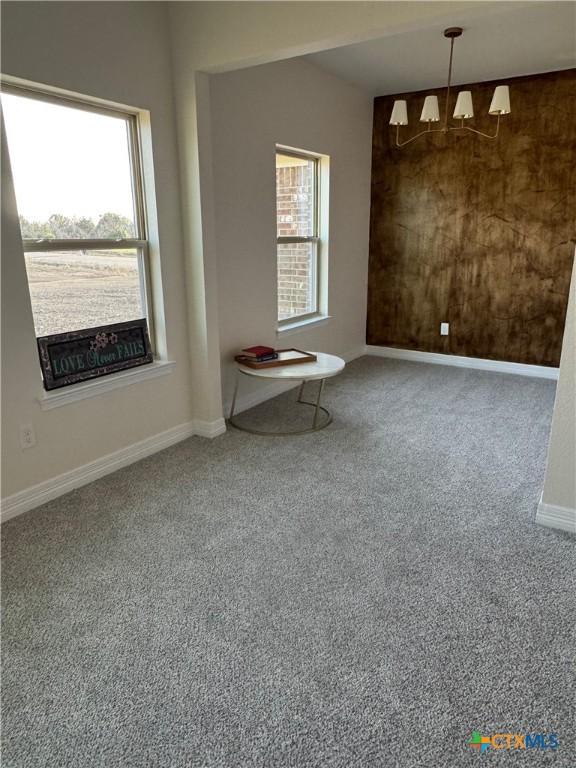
xmin=367 ymin=69 xmax=576 ymax=367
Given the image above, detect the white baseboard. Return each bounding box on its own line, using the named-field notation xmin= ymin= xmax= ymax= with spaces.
xmin=223 ymin=345 xmax=367 ymax=416
xmin=365 ymin=345 xmax=559 ymax=380
xmin=536 ymin=498 xmax=576 ymax=534
xmin=193 ymin=417 xmax=227 ymax=438
xmin=342 ymin=346 xmax=367 ymax=364
xmin=1 ymin=417 xmax=226 ymax=523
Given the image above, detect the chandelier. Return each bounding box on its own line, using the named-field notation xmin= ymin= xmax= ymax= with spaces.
xmin=389 ymin=27 xmax=511 ymax=148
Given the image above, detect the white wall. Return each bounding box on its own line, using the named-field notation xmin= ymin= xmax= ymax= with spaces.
xmin=2 ymin=0 xmax=572 ymax=521
xmin=541 ymin=257 xmax=576 ymax=513
xmin=168 ymin=0 xmax=575 ymax=532
xmin=209 ymin=58 xmax=373 ymax=407
xmin=167 ymin=0 xmax=487 ymax=423
xmin=1 ymin=0 xmax=479 ymax=502
xmin=1 ymin=2 xmax=193 ymax=498
xmin=169 ymin=1 xmax=503 ymax=74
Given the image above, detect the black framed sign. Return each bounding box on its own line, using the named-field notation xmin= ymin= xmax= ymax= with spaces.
xmin=37 ymin=319 xmax=153 ymax=391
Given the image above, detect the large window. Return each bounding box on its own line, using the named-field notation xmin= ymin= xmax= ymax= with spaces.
xmin=1 ymin=86 xmax=152 ymax=340
xmin=276 ymin=149 xmax=321 ymax=324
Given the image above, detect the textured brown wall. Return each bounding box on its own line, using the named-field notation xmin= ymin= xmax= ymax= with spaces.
xmin=367 ymin=69 xmax=576 ymax=366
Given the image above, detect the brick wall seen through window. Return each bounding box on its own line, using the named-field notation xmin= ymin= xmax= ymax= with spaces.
xmin=276 ymin=153 xmax=319 ymax=322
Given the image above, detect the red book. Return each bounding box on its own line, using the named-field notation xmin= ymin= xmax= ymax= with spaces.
xmin=241 ymin=345 xmax=276 ymax=358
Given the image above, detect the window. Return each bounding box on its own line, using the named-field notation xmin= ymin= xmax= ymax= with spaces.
xmin=276 ymin=149 xmax=322 ymax=324
xmin=1 ymin=86 xmax=152 ymax=341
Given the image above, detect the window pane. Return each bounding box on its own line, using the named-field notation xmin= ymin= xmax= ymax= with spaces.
xmin=24 ymin=249 xmax=143 ymax=337
xmin=1 ymin=92 xmax=137 ymax=239
xmin=277 ymin=242 xmax=317 ymax=321
xmin=276 ymin=153 xmax=315 ymax=238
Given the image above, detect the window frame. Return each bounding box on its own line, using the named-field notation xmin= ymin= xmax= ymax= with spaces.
xmin=276 ymin=147 xmax=322 ymax=327
xmin=1 ymin=82 xmax=155 ymax=347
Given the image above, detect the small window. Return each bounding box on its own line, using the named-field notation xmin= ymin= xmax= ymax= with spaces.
xmin=1 ymin=86 xmax=152 ymax=341
xmin=276 ymin=149 xmax=321 ymax=324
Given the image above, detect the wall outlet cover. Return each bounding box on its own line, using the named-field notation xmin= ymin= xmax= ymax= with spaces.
xmin=20 ymin=424 xmax=36 ymax=449
xmin=440 ymin=322 xmax=449 ymax=336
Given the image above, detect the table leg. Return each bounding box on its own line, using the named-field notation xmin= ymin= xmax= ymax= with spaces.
xmin=228 ymin=371 xmax=332 ymax=436
xmin=313 ymin=378 xmax=326 ymax=428
xmin=229 ymin=371 xmax=240 ymax=420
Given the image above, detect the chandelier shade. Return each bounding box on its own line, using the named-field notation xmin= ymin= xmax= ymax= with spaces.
xmin=453 ymin=91 xmax=474 ymax=119
xmin=420 ymin=95 xmax=440 ymax=123
xmin=390 ymin=27 xmax=511 ymax=147
xmin=389 ymin=100 xmax=408 ymax=126
xmin=489 ymin=85 xmax=511 ymax=115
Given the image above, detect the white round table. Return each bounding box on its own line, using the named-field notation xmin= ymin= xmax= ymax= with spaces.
xmin=228 ymin=352 xmax=345 ymax=435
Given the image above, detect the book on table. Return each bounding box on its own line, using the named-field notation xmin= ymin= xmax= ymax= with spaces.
xmin=241 ymin=345 xmax=276 ymax=359
xmin=235 ymin=348 xmax=317 ymax=369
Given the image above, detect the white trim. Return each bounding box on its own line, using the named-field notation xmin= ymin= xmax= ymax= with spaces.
xmin=277 ymin=315 xmax=332 ymax=336
xmin=1 ymin=417 xmax=226 ymax=522
xmin=365 ymin=346 xmax=559 ymax=380
xmin=192 ymin=417 xmax=226 ymax=439
xmin=1 ymin=73 xmax=146 ymax=117
xmin=38 ymin=361 xmax=176 ymax=410
xmin=536 ymin=498 xmax=576 ymax=534
xmin=342 ymin=346 xmax=366 ymax=364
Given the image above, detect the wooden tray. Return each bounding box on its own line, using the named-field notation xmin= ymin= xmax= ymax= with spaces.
xmin=235 ymin=348 xmax=317 ymax=369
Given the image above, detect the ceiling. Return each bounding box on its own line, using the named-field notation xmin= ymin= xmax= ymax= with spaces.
xmin=306 ymin=2 xmax=576 ymax=96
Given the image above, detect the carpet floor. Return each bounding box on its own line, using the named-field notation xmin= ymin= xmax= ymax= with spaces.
xmin=2 ymin=357 xmax=574 ymax=767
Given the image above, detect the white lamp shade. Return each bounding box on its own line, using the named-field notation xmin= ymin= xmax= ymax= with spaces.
xmin=489 ymin=85 xmax=511 ymax=115
xmin=420 ymin=95 xmax=440 ymax=123
xmin=453 ymin=91 xmax=474 ymax=119
xmin=390 ymin=100 xmax=408 ymax=126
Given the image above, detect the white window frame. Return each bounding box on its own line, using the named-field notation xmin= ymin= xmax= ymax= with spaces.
xmin=1 ymin=82 xmax=155 ymax=347
xmin=276 ymin=147 xmax=323 ymax=327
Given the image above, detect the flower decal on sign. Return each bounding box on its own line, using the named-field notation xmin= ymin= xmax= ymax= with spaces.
xmin=89 ymin=331 xmax=119 ymax=352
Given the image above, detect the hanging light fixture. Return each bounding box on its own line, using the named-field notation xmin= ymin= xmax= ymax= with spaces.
xmin=390 ymin=27 xmax=511 ymax=148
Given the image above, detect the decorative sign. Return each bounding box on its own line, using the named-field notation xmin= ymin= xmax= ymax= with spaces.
xmin=37 ymin=319 xmax=153 ymax=390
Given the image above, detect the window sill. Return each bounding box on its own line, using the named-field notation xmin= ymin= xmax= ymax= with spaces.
xmin=277 ymin=315 xmax=332 ymax=336
xmin=37 ymin=360 xmax=176 ymax=411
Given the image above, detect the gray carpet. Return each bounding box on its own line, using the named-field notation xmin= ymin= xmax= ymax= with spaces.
xmin=2 ymin=357 xmax=574 ymax=767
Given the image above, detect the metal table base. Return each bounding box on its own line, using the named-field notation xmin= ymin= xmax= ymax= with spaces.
xmin=228 ymin=374 xmax=332 ymax=436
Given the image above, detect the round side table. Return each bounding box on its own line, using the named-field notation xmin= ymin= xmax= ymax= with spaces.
xmin=228 ymin=352 xmax=345 ymax=436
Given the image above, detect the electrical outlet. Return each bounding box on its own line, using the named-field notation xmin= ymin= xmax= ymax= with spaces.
xmin=440 ymin=322 xmax=449 ymax=336
xmin=20 ymin=424 xmax=36 ymax=450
